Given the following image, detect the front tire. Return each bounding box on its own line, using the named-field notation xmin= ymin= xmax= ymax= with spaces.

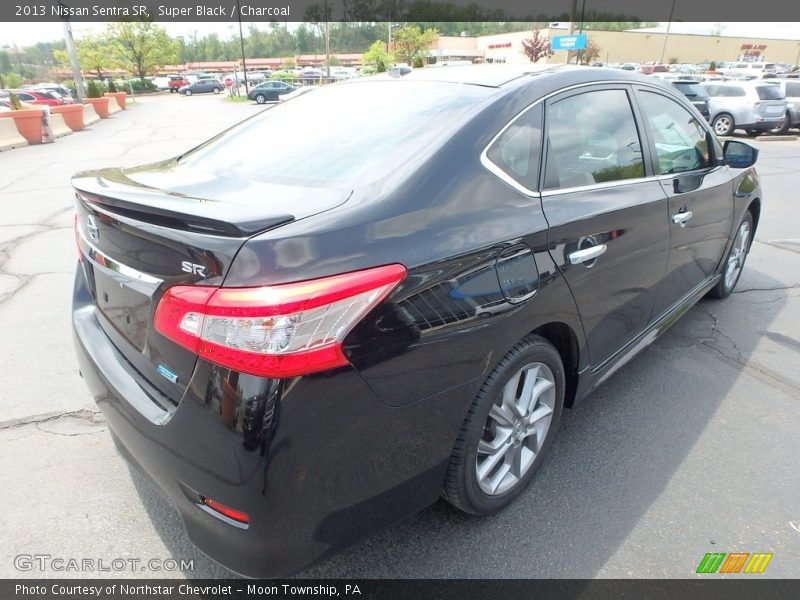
xmin=712 ymin=113 xmax=735 ymax=137
xmin=184 ymin=89 xmax=192 ymax=96
xmin=443 ymin=335 xmax=565 ymax=515
xmin=255 ymin=94 xmax=267 ymax=104
xmin=709 ymin=211 xmax=754 ymax=299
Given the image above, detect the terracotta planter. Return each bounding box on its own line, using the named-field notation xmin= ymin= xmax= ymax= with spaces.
xmin=83 ymin=97 xmax=111 ymax=119
xmin=50 ymin=104 xmax=85 ymax=131
xmin=0 ymin=108 xmax=44 ymax=144
xmin=104 ymin=92 xmax=127 ymax=109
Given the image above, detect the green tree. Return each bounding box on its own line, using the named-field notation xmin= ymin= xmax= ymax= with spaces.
xmin=53 ymin=34 xmax=118 ymax=80
xmin=392 ymin=26 xmax=437 ymax=66
xmin=107 ymin=22 xmax=178 ymax=80
xmin=362 ymin=41 xmax=393 ymax=73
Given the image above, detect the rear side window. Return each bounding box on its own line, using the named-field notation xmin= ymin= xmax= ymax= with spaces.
xmin=786 ymin=82 xmax=800 ymax=97
xmin=543 ymin=89 xmax=644 ymax=190
xmin=756 ymin=86 xmax=784 ymax=100
xmin=638 ymin=91 xmax=711 ymax=175
xmin=485 ymin=103 xmax=543 ymax=191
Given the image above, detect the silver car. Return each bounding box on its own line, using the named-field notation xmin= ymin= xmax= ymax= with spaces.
xmin=702 ymin=81 xmax=787 ymax=136
xmin=764 ymin=79 xmax=800 ymax=134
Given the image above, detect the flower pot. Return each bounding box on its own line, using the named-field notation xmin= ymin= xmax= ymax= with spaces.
xmin=50 ymin=104 xmax=85 ymax=131
xmin=104 ymin=92 xmax=127 ymax=109
xmin=83 ymin=97 xmax=111 ymax=119
xmin=0 ymin=108 xmax=45 ymax=144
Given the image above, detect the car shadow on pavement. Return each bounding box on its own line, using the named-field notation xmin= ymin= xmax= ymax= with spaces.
xmin=130 ymin=265 xmax=785 ymax=579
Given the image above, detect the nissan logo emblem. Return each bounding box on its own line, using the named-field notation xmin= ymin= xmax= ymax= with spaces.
xmin=86 ymin=215 xmax=99 ymax=243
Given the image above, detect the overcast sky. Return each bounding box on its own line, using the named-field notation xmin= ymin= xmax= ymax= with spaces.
xmin=0 ymin=21 xmax=798 ymax=49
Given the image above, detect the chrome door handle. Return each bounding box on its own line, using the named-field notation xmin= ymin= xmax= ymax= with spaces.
xmin=568 ymin=244 xmax=607 ymax=265
xmin=672 ymin=210 xmax=693 ymax=227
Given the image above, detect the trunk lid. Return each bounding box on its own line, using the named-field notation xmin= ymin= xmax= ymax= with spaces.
xmin=73 ymin=164 xmax=351 ymax=403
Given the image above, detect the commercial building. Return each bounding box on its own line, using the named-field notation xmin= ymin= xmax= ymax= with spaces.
xmin=434 ymin=27 xmax=800 ymax=66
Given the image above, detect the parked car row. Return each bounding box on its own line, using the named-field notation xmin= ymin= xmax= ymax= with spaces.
xmin=1 ymin=84 xmax=75 ymax=107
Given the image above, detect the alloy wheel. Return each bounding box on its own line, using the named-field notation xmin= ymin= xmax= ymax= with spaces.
xmin=714 ymin=115 xmax=733 ymax=136
xmin=476 ymin=362 xmax=556 ymax=496
xmin=724 ymin=220 xmax=750 ymax=290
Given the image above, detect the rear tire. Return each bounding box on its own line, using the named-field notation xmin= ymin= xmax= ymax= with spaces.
xmin=708 ymin=211 xmax=754 ymax=299
xmin=770 ymin=113 xmax=791 ymax=135
xmin=443 ymin=335 xmax=565 ymax=515
xmin=214 ymin=87 xmax=221 ymax=94
xmin=746 ymin=129 xmax=762 ymax=137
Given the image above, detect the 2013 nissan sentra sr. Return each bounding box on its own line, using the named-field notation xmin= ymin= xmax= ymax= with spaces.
xmin=72 ymin=65 xmax=761 ymax=577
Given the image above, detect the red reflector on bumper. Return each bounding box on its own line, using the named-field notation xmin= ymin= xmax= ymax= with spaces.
xmin=202 ymin=497 xmax=250 ymax=525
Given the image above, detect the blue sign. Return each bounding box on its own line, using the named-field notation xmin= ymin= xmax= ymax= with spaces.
xmin=551 ymin=34 xmax=588 ymax=51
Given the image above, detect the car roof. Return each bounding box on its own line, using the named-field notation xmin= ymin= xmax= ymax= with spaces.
xmin=368 ymin=63 xmax=563 ymax=88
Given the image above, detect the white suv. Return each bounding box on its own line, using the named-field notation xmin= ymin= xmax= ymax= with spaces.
xmin=764 ymin=79 xmax=800 ymax=134
xmin=702 ymin=81 xmax=787 ymax=136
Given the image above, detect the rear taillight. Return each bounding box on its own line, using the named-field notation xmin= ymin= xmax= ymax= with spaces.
xmin=154 ymin=264 xmax=406 ymax=378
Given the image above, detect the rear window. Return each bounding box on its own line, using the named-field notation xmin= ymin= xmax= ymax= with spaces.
xmin=181 ymin=81 xmax=489 ymax=186
xmin=672 ymin=82 xmax=709 ymax=99
xmin=756 ymin=85 xmax=784 ymax=100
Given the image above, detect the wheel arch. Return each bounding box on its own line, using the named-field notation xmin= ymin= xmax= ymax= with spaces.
xmin=529 ymin=321 xmax=580 ymax=408
xmin=747 ymin=197 xmax=761 ymax=237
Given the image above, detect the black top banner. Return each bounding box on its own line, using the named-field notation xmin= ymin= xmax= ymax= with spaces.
xmin=3 ymin=0 xmax=800 ymax=23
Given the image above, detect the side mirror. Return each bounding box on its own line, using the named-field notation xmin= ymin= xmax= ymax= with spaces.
xmin=723 ymin=140 xmax=759 ymax=168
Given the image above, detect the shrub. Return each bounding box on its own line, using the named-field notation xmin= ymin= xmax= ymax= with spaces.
xmin=128 ymin=79 xmax=156 ymax=92
xmin=8 ymin=92 xmax=22 ymax=110
xmin=86 ymin=80 xmax=102 ymax=98
xmin=709 ymin=61 xmax=716 ymax=71
xmin=107 ymin=79 xmax=117 ymax=93
xmin=412 ymin=56 xmax=425 ymax=68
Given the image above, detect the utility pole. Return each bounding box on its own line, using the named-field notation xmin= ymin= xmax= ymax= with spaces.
xmin=60 ymin=6 xmax=86 ymax=100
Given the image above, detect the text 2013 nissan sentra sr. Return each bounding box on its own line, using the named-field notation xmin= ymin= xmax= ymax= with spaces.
xmin=72 ymin=65 xmax=761 ymax=577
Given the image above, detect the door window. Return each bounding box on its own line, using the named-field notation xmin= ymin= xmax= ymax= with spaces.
xmin=543 ymin=89 xmax=644 ymax=190
xmin=638 ymin=91 xmax=711 ymax=175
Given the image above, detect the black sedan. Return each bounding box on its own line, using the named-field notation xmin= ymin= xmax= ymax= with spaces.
xmin=71 ymin=65 xmax=760 ymax=577
xmin=247 ymin=80 xmax=296 ymax=104
xmin=179 ymin=77 xmax=224 ymax=96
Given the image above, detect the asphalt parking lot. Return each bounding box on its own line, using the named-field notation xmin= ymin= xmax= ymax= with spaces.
xmin=0 ymin=93 xmax=798 ymax=579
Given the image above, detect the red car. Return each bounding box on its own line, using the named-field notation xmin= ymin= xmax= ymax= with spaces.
xmin=168 ymin=75 xmax=189 ymax=93
xmin=11 ymin=90 xmax=63 ymax=106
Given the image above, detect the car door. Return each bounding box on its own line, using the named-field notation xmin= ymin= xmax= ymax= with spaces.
xmin=541 ymin=85 xmax=670 ymax=366
xmin=633 ymin=87 xmax=734 ymax=316
xmin=266 ymin=82 xmax=280 ymax=99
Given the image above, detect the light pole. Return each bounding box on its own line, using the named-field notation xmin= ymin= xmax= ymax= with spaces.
xmin=324 ymin=0 xmax=331 ymax=79
xmin=659 ymin=0 xmax=677 ymax=65
xmin=235 ymin=0 xmax=248 ymax=92
xmin=58 ymin=2 xmax=86 ymax=100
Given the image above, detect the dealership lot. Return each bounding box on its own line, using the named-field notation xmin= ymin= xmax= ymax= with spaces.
xmin=0 ymin=93 xmax=798 ymax=578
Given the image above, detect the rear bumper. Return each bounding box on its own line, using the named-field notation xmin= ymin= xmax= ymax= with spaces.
xmin=71 ymin=269 xmax=470 ymax=577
